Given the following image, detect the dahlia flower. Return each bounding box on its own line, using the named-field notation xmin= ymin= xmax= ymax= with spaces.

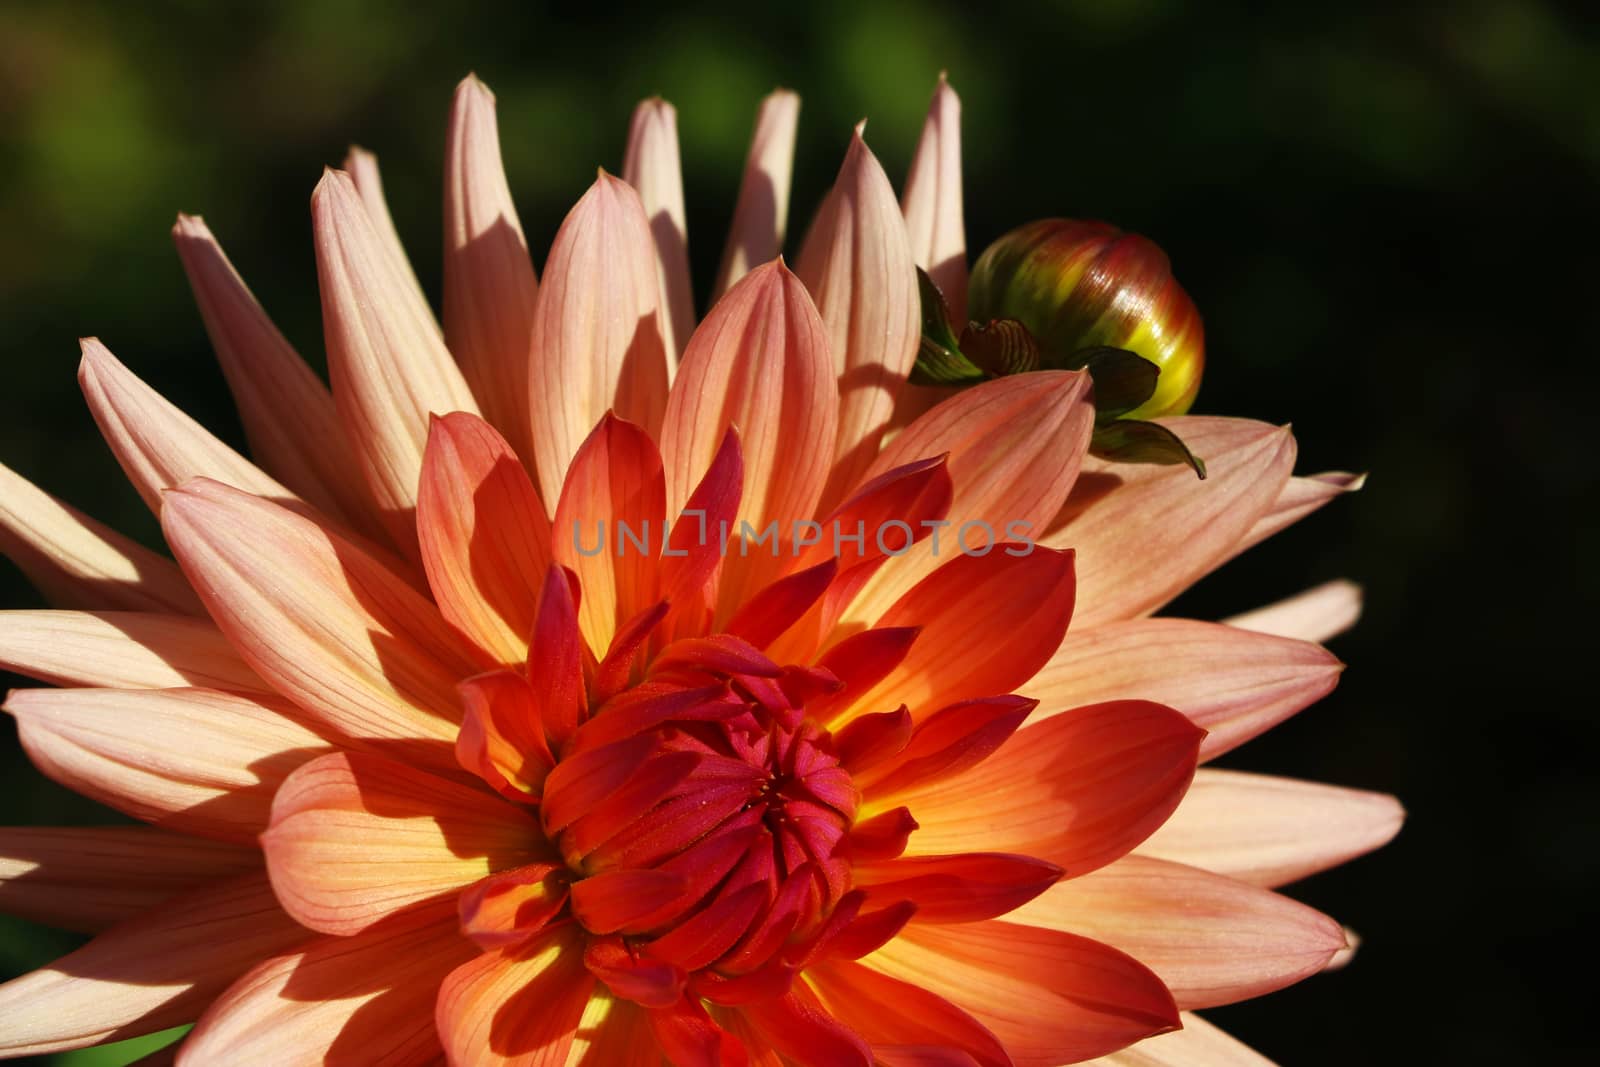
xmin=0 ymin=73 xmax=1401 ymax=1065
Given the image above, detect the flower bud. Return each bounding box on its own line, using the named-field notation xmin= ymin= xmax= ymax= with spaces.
xmin=967 ymin=219 xmax=1203 ymax=419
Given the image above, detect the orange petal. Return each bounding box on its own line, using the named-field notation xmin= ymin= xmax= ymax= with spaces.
xmin=261 ymin=751 xmax=541 ymax=935
xmin=456 ymin=670 xmax=556 ymax=801
xmin=0 ymin=872 xmax=308 ymax=1057
xmin=6 ymin=686 xmax=331 ymax=844
xmin=807 ymin=959 xmax=1007 ymax=1067
xmin=0 ymin=460 xmax=201 ymax=615
xmin=713 ymin=90 xmax=800 ymax=301
xmin=1011 ymin=855 xmax=1346 ymax=1010
xmin=0 ymin=826 xmax=257 ymax=934
xmin=459 ymin=864 xmax=570 ymax=950
xmin=1138 ymin=768 xmax=1404 ymax=888
xmin=901 ymin=74 xmax=967 ymax=323
xmin=443 ymin=75 xmax=541 ymax=474
xmin=435 ymin=922 xmax=596 ymax=1066
xmin=172 ymin=214 xmax=373 ymax=528
xmin=1023 ymin=617 xmax=1343 ymax=761
xmin=0 ymin=610 xmax=261 ymax=691
xmin=161 ymin=479 xmax=477 ymax=774
xmin=623 ymin=97 xmax=695 ymax=365
xmin=865 ymin=920 xmax=1179 ymax=1066
xmin=529 ymin=173 xmax=670 ymax=513
xmin=342 ymin=146 xmax=434 ymax=322
xmin=1087 ymin=1012 xmax=1276 ymax=1066
xmin=314 ymin=168 xmax=480 ymax=558
xmin=182 ymin=905 xmax=471 ymax=1066
xmin=896 ymin=700 xmax=1202 ymax=876
xmin=852 ymin=852 xmax=1062 ymax=924
xmin=1224 ymin=579 xmax=1363 ymax=644
xmin=797 ymin=126 xmax=921 ymax=511
xmin=1227 ymin=472 xmax=1365 ymax=564
xmin=1044 ymin=417 xmax=1295 ymax=628
xmin=739 ymin=989 xmax=872 ymax=1067
xmin=662 ymin=260 xmax=838 ymax=615
xmin=419 ymin=412 xmax=551 ymax=665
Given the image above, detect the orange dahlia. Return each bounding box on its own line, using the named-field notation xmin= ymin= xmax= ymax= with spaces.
xmin=0 ymin=74 xmax=1401 ymax=1064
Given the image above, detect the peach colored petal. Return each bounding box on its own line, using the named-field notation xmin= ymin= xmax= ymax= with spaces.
xmin=714 ymin=90 xmax=800 ymax=301
xmin=6 ymin=686 xmax=332 ymax=844
xmin=261 ymin=751 xmax=542 ymax=936
xmin=172 ymin=214 xmax=373 ymax=529
xmin=1044 ymin=417 xmax=1296 ymax=628
xmin=0 ymin=826 xmax=257 ymax=933
xmin=1011 ymin=855 xmax=1345 ymax=1010
xmin=797 ymin=125 xmax=921 ymax=511
xmin=0 ymin=460 xmax=202 ymax=615
xmin=342 ymin=146 xmax=434 ymax=322
xmin=1023 ymin=617 xmax=1343 ymax=761
xmin=901 ymin=73 xmax=966 ymax=323
xmin=807 ymin=959 xmax=1007 ymax=1067
xmin=435 ymin=922 xmax=596 ymax=1066
xmin=314 ymin=168 xmax=480 ymax=559
xmin=529 ymin=173 xmax=670 ymax=514
xmin=865 ymin=920 xmax=1179 ymax=1067
xmin=1087 ymin=1012 xmax=1276 ymax=1066
xmin=623 ymin=97 xmax=695 ymax=366
xmin=1227 ymin=472 xmax=1366 ymax=564
xmin=443 ymin=76 xmax=541 ymax=478
xmin=660 ymin=260 xmax=838 ymax=615
xmin=1138 ymin=768 xmax=1405 ymax=887
xmin=0 ymin=610 xmax=261 ymax=691
xmin=0 ymin=872 xmax=308 ymax=1057
xmin=162 ymin=479 xmax=477 ymax=774
xmin=1224 ymin=579 xmax=1364 ymax=644
xmin=841 ymin=371 xmax=1093 ymax=626
xmin=418 ymin=412 xmax=551 ymax=666
xmin=179 ymin=905 xmax=473 ymax=1066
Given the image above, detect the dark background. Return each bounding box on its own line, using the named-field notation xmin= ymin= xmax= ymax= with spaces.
xmin=2 ymin=1 xmax=1594 ymax=1063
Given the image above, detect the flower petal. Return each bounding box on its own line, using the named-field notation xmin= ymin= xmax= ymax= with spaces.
xmin=1227 ymin=472 xmax=1365 ymax=564
xmin=1138 ymin=769 xmax=1405 ymax=887
xmin=6 ymin=686 xmax=332 ymax=844
xmin=623 ymin=97 xmax=695 ymax=365
xmin=419 ymin=412 xmax=551 ymax=666
xmin=1023 ymin=617 xmax=1343 ymax=761
xmin=739 ymin=989 xmax=872 ymax=1067
xmin=179 ymin=905 xmax=472 ymax=1067
xmin=162 ymin=479 xmax=478 ymax=774
xmin=0 ymin=872 xmax=307 ymax=1057
xmin=1011 ymin=855 xmax=1346 ymax=1010
xmin=0 ymin=610 xmax=261 ymax=691
xmin=314 ymin=168 xmax=480 ymax=558
xmin=1224 ymin=579 xmax=1363 ymax=644
xmin=1044 ymin=417 xmax=1295 ymax=628
xmin=0 ymin=460 xmax=201 ymax=615
xmin=435 ymin=922 xmax=596 ymax=1067
xmin=0 ymin=826 xmax=257 ymax=934
xmin=261 ymin=750 xmax=543 ymax=936
xmin=807 ymin=959 xmax=1008 ymax=1067
xmin=444 ymin=75 xmax=542 ymax=477
xmin=342 ymin=146 xmax=434 ymax=321
xmin=797 ymin=125 xmax=921 ymax=511
xmin=901 ymin=73 xmax=966 ymax=323
xmin=852 ymin=852 xmax=1063 ymax=924
xmin=529 ymin=173 xmax=670 ymax=513
xmin=714 ymin=90 xmax=800 ymax=300
xmin=1086 ymin=1012 xmax=1276 ymax=1066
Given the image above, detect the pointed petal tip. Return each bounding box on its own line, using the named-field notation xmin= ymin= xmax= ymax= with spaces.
xmin=457 ymin=71 xmax=493 ymax=99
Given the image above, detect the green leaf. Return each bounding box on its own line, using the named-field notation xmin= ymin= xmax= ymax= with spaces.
xmin=1067 ymin=346 xmax=1161 ymax=420
xmin=911 ymin=267 xmax=985 ymax=385
xmin=1091 ymin=419 xmax=1207 ymax=479
xmin=960 ymin=318 xmax=1041 ymax=376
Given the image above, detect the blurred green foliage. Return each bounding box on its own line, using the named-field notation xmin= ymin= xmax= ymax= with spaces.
xmin=1 ymin=0 xmax=1596 ymax=1062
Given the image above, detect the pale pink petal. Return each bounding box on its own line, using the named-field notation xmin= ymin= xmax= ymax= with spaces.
xmin=1088 ymin=1012 xmax=1277 ymax=1066
xmin=797 ymin=125 xmax=921 ymax=512
xmin=1224 ymin=579 xmax=1364 ymax=644
xmin=1023 ymin=617 xmax=1343 ymax=761
xmin=172 ymin=214 xmax=373 ymax=528
xmin=1011 ymin=855 xmax=1346 ymax=1010
xmin=443 ymin=75 xmax=541 ymax=474
xmin=161 ymin=479 xmax=479 ymax=774
xmin=342 ymin=146 xmax=435 ymax=323
xmin=529 ymin=173 xmax=670 ymax=509
xmin=623 ymin=97 xmax=695 ymax=366
xmin=1138 ymin=768 xmax=1405 ymax=887
xmin=1045 ymin=417 xmax=1296 ymax=627
xmin=714 ymin=90 xmax=800 ymax=300
xmin=1226 ymin=472 xmax=1365 ymax=563
xmin=261 ymin=751 xmax=542 ymax=936
xmin=6 ymin=686 xmax=332 ymax=844
xmin=0 ymin=610 xmax=261 ymax=691
xmin=0 ymin=872 xmax=308 ymax=1057
xmin=660 ymin=260 xmax=838 ymax=615
xmin=180 ymin=905 xmax=473 ymax=1066
xmin=435 ymin=923 xmax=596 ymax=1066
xmin=901 ymin=73 xmax=966 ymax=322
xmin=0 ymin=826 xmax=257 ymax=933
xmin=0 ymin=460 xmax=202 ymax=615
xmin=314 ymin=168 xmax=480 ymax=558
